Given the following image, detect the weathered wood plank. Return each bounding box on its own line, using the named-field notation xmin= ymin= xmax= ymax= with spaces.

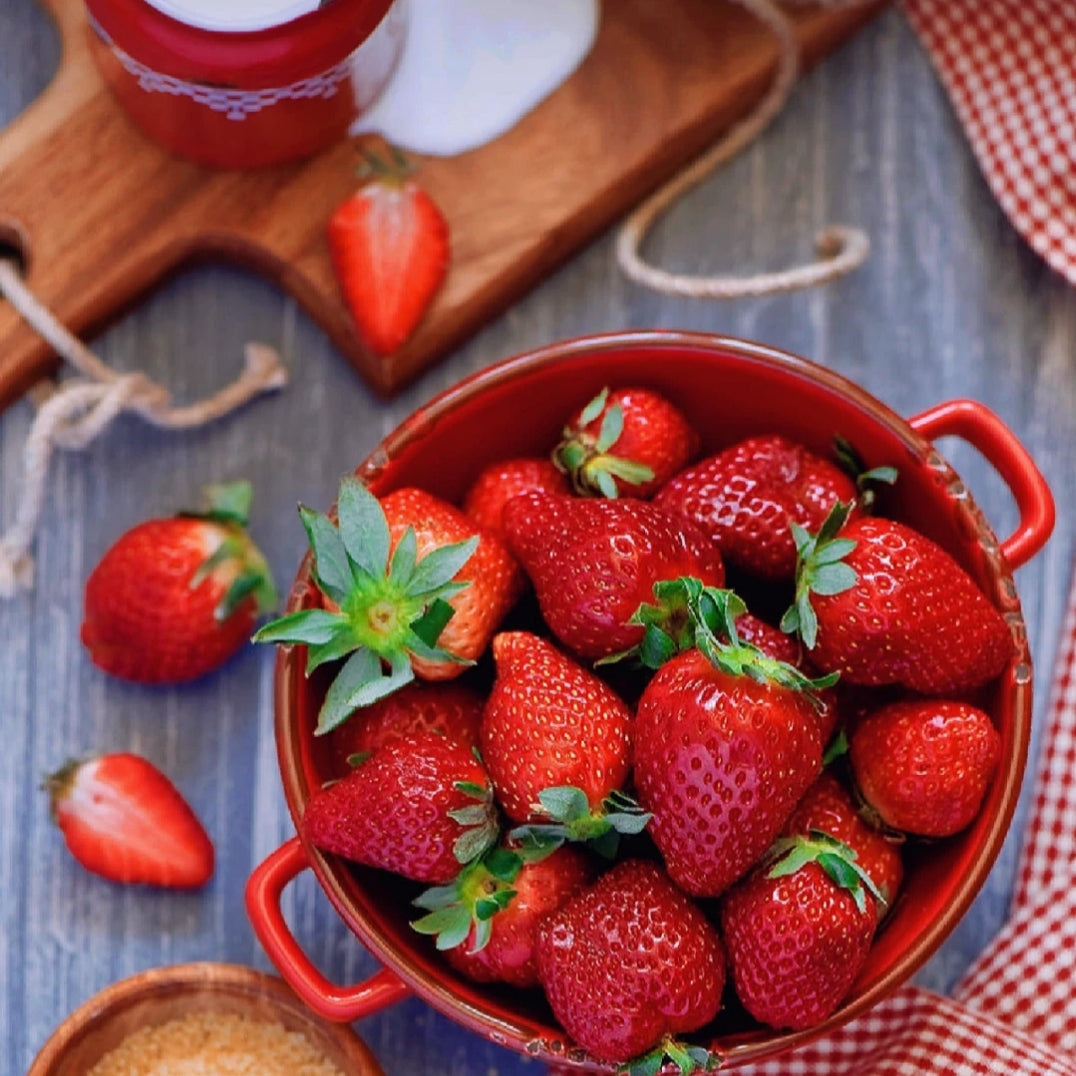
xmin=2 ymin=6 xmax=1074 ymax=1075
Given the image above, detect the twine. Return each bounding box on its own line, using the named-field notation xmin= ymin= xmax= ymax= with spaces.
xmin=616 ymin=0 xmax=873 ymax=298
xmin=0 ymin=257 xmax=288 ymax=598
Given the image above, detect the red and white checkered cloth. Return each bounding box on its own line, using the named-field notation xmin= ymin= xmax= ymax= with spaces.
xmin=734 ymin=554 xmax=1076 ymax=1073
xmin=902 ymin=0 xmax=1076 ymax=286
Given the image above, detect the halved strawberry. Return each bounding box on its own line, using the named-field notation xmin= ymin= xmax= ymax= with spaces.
xmin=45 ymin=753 xmax=214 ymax=888
xmin=328 ymin=148 xmax=449 ymax=356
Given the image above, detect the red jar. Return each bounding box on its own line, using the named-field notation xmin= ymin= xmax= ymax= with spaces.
xmin=85 ymin=0 xmax=407 ymax=169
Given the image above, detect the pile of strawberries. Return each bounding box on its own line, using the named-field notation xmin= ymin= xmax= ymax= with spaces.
xmin=68 ymin=386 xmax=1009 ymax=1072
xmin=252 ymin=384 xmax=1013 ymax=1071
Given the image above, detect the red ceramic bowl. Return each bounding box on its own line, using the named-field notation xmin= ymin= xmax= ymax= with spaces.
xmin=246 ymin=331 xmax=1054 ymax=1069
xmin=85 ymin=0 xmax=406 ymax=168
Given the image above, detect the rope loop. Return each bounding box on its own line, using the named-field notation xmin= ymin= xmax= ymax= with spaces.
xmin=616 ymin=0 xmax=873 ymax=298
xmin=0 ymin=257 xmax=287 ymax=599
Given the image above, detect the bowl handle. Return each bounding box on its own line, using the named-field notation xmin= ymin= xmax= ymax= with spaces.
xmin=245 ymin=837 xmax=412 ymax=1022
xmin=908 ymin=399 xmax=1055 ymax=570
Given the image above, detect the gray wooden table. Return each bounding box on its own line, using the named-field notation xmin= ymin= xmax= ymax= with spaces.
xmin=3 ymin=5 xmax=1075 ymax=1075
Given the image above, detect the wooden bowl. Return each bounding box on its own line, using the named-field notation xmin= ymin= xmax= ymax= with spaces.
xmin=26 ymin=962 xmax=385 ymax=1076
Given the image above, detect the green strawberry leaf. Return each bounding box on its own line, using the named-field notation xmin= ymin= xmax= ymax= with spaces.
xmin=300 ymin=506 xmax=355 ymax=602
xmin=305 ymin=623 xmax=363 ymax=675
xmin=822 ymin=728 xmax=849 ymax=766
xmin=595 ymin=468 xmax=619 ymax=500
xmin=409 ymin=535 xmax=479 ymax=595
xmin=198 ymin=480 xmax=253 ymax=526
xmin=578 ymin=386 xmax=609 ymax=427
xmin=252 ymin=608 xmax=344 ymax=646
xmin=389 ymin=525 xmax=418 ymax=587
xmin=811 ymin=562 xmax=858 ymax=595
xmin=410 ymin=597 xmax=456 ymax=649
xmin=316 ymin=649 xmax=413 ymax=735
xmin=337 ymin=477 xmax=391 ymax=578
xmin=411 ymin=905 xmax=473 ymax=951
xmin=595 ymin=398 xmax=623 ymax=452
xmin=784 ymin=501 xmax=857 ymax=651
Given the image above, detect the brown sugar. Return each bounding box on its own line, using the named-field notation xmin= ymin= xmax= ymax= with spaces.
xmin=87 ymin=1010 xmax=346 ymax=1076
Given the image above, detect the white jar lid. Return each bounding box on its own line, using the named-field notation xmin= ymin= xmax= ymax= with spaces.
xmin=142 ymin=0 xmax=330 ymax=32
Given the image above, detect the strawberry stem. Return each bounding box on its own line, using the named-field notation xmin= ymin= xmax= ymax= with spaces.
xmin=552 ymin=387 xmax=655 ymax=499
xmin=781 ymin=500 xmax=858 ymax=650
xmin=508 ymin=785 xmax=651 ymax=859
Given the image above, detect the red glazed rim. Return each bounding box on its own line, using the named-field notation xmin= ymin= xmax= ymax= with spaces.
xmin=271 ymin=330 xmax=1047 ymax=1069
xmin=85 ymin=0 xmax=396 ymax=85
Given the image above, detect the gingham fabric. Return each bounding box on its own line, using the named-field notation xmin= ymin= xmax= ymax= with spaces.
xmin=902 ymin=0 xmax=1076 ymax=286
xmin=732 ymin=554 xmax=1076 ymax=1073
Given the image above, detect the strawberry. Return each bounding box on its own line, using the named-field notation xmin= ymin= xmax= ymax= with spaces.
xmin=462 ymin=457 xmax=570 ymax=543
xmin=480 ymin=632 xmax=646 ymax=852
xmin=535 ymin=859 xmax=725 ymax=1070
xmin=502 ymin=491 xmax=725 ymax=661
xmin=328 ymin=148 xmax=449 ymax=356
xmin=653 ymin=434 xmax=861 ymax=581
xmin=301 ymin=730 xmax=498 ymax=884
xmin=324 ymin=680 xmax=483 ymax=778
xmin=552 ymin=386 xmax=699 ymax=499
xmin=784 ymin=772 xmax=903 ymax=912
xmin=633 ymin=586 xmax=826 ymax=897
xmin=81 ymin=481 xmax=276 ymax=684
xmin=44 ymin=753 xmax=214 ymax=888
xmin=254 ymin=478 xmax=521 ymax=733
xmin=848 ymin=698 xmax=1002 ymax=837
xmin=720 ymin=833 xmax=879 ymax=1031
xmin=783 ymin=503 xmax=1014 ymax=694
xmin=415 ymin=843 xmax=592 ymax=988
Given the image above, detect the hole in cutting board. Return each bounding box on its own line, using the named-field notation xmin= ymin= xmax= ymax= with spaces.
xmin=0 ymin=226 xmax=31 ymax=278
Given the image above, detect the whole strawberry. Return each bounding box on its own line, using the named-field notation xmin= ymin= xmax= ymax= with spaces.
xmin=255 ymin=478 xmax=521 ymax=733
xmin=480 ymin=632 xmax=645 ymax=852
xmin=502 ymin=491 xmax=725 ymax=661
xmin=45 ymin=753 xmax=214 ymax=888
xmin=784 ymin=504 xmax=1013 ymax=694
xmin=552 ymin=386 xmax=699 ymax=499
xmin=324 ymin=680 xmax=484 ymax=779
xmin=536 ymin=859 xmax=725 ymax=1069
xmin=784 ymin=772 xmax=903 ymax=912
xmin=653 ymin=434 xmax=859 ymax=581
xmin=462 ymin=457 xmax=571 ymax=543
xmin=849 ymin=699 xmax=1001 ymax=837
xmin=328 ymin=148 xmax=449 ymax=356
xmin=81 ymin=481 xmax=275 ymax=684
xmin=302 ymin=730 xmax=498 ymax=884
xmin=416 ymin=843 xmax=592 ymax=988
xmin=633 ymin=587 xmax=825 ymax=897
xmin=720 ymin=833 xmax=879 ymax=1031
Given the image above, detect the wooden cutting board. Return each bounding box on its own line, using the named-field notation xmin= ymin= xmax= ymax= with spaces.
xmin=0 ymin=0 xmax=888 ymax=408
